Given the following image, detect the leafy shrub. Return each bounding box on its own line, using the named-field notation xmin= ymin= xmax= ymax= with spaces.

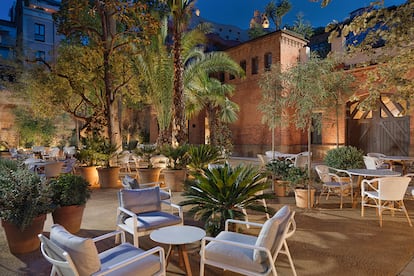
xmin=0 ymin=159 xmax=54 ymax=231
xmin=324 ymin=146 xmax=364 ymax=170
xmin=50 ymin=174 xmax=92 ymax=207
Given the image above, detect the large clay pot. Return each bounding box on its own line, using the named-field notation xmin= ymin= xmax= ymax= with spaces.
xmin=52 ymin=205 xmax=85 ymax=234
xmin=295 ymin=188 xmax=316 ymax=208
xmin=2 ymin=214 xmax=46 ymax=254
xmin=274 ymin=180 xmax=289 ymax=197
xmin=79 ymin=166 xmax=99 ymax=188
xmin=163 ymin=169 xmax=187 ymax=192
xmin=97 ymin=167 xmax=121 ymax=188
xmin=137 ymin=168 xmax=161 ymax=184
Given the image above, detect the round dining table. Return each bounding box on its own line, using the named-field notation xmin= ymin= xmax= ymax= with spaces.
xmin=379 ymin=156 xmax=414 ymax=175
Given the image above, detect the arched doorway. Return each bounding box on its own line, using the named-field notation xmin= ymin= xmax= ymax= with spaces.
xmin=346 ymin=95 xmax=410 ymax=155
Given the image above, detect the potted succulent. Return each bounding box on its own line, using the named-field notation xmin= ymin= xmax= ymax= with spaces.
xmin=265 ymin=159 xmax=293 ymax=197
xmin=0 ymin=158 xmax=54 ymax=254
xmin=49 ymin=174 xmax=92 ymax=233
xmin=160 ymin=144 xmax=190 ymax=192
xmin=134 ymin=144 xmax=161 ymax=183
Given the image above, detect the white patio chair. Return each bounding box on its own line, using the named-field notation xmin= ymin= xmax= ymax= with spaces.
xmin=293 ymin=151 xmax=311 ymax=168
xmin=315 ymin=165 xmax=353 ymax=209
xmin=117 ymin=151 xmax=131 ymax=172
xmin=39 ymin=224 xmax=166 ymax=276
xmin=361 ymin=176 xmax=412 ymax=227
xmin=367 ymin=152 xmax=392 ymax=169
xmin=116 ymin=186 xmax=183 ymax=247
xmin=122 ymin=175 xmax=172 ymax=202
xmin=200 ymin=205 xmax=297 ymax=276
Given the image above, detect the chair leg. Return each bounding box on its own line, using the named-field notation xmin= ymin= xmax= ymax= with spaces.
xmin=400 ymin=201 xmax=413 ymax=227
xmin=262 ymin=199 xmax=270 ymax=220
xmin=282 ymin=240 xmax=297 ymax=276
xmin=242 ymin=208 xmax=250 ymax=229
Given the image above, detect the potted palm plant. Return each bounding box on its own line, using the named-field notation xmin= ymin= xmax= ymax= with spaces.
xmin=95 ymin=139 xmax=120 ymax=188
xmin=265 ymin=159 xmax=293 ymax=197
xmin=180 ymin=163 xmax=274 ymax=236
xmin=0 ymin=158 xmax=54 ymax=254
xmin=76 ymin=135 xmax=102 ymax=188
xmin=186 ymin=144 xmax=223 ymax=175
xmin=49 ymin=174 xmax=92 ymax=233
xmin=160 ymin=144 xmax=190 ymax=192
xmin=134 ymin=144 xmax=161 ymax=183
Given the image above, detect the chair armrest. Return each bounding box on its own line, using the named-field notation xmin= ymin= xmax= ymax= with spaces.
xmin=117 ymin=206 xmax=137 ymax=218
xmin=161 ymin=201 xmax=183 ymax=218
xmin=92 ymin=230 xmax=125 ymax=244
xmin=201 ymin=236 xmax=272 ymax=259
xmin=224 ymin=219 xmax=263 ymax=231
xmin=361 ymin=178 xmax=379 ymax=193
xmin=93 ymin=246 xmax=165 ymax=276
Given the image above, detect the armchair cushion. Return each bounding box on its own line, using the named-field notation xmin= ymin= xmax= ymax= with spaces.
xmin=254 ymin=205 xmax=290 ymax=263
xmin=124 ymin=211 xmax=182 ymax=231
xmin=119 ymin=187 xmax=161 ymax=213
xmin=50 ymin=224 xmax=100 ymax=276
xmin=204 ymin=231 xmax=267 ymax=273
xmin=99 ymin=243 xmax=161 ymax=276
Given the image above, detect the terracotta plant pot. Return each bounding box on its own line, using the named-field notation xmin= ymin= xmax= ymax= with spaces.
xmin=79 ymin=166 xmax=99 ymax=188
xmin=163 ymin=169 xmax=187 ymax=192
xmin=295 ymin=188 xmax=316 ymax=208
xmin=274 ymin=180 xmax=289 ymax=197
xmin=97 ymin=167 xmax=121 ymax=188
xmin=52 ymin=205 xmax=85 ymax=234
xmin=137 ymin=168 xmax=161 ymax=184
xmin=2 ymin=214 xmax=46 ymax=254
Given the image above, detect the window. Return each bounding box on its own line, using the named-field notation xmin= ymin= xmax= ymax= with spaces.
xmin=264 ymin=52 xmax=272 ymax=71
xmin=35 ymin=51 xmax=45 ymax=62
xmin=251 ymin=56 xmax=258 ymax=75
xmin=34 ymin=23 xmax=45 ymax=41
xmin=240 ymin=60 xmax=246 ymax=74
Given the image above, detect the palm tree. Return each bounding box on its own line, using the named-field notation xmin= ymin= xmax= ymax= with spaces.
xmin=265 ymin=0 xmax=292 ymax=30
xmin=180 ymin=163 xmax=274 ymax=236
xmin=168 ymin=0 xmax=196 ymax=146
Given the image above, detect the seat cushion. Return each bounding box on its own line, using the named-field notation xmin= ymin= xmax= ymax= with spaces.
xmin=254 ymin=205 xmax=290 ymax=263
xmin=99 ymin=243 xmax=161 ymax=276
xmin=204 ymin=231 xmax=267 ymax=273
xmin=124 ymin=211 xmax=182 ymax=231
xmin=50 ymin=224 xmax=100 ymax=276
xmin=119 ymin=187 xmax=161 ymax=213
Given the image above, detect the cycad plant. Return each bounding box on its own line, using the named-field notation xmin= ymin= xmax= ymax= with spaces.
xmin=186 ymin=144 xmax=223 ymax=174
xmin=180 ymin=163 xmax=274 ymax=236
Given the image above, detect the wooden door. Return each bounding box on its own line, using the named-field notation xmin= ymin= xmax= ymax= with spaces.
xmin=346 ymin=95 xmax=410 ymax=155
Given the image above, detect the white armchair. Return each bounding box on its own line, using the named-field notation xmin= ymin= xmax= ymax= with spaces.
xmin=116 ymin=186 xmax=183 ymax=247
xmin=39 ymin=224 xmax=166 ymax=276
xmin=200 ymin=205 xmax=297 ymax=276
xmin=361 ymin=176 xmax=412 ymax=227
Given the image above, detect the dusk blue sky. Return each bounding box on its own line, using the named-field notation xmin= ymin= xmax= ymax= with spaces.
xmin=0 ymin=0 xmax=407 ymax=29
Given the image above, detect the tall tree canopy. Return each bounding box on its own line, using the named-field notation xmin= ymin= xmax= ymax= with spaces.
xmin=23 ymin=0 xmax=159 ymax=150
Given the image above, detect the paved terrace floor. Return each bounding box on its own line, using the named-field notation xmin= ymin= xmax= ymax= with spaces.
xmin=1 ymin=157 xmax=414 ymax=275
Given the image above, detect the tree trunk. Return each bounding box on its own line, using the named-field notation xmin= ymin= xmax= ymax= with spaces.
xmin=172 ymin=27 xmax=187 ymax=146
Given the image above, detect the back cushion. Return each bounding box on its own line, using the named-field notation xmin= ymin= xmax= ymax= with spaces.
xmin=118 ymin=187 xmax=161 ymax=214
xmin=50 ymin=224 xmax=100 ymax=276
xmin=253 ymin=205 xmax=290 ymax=263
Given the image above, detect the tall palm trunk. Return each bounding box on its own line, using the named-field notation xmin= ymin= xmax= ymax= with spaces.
xmin=172 ymin=26 xmax=187 ymax=145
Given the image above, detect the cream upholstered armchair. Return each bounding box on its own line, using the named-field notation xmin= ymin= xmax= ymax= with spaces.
xmin=39 ymin=224 xmax=166 ymax=276
xmin=116 ymin=186 xmax=183 ymax=247
xmin=200 ymin=205 xmax=297 ymax=276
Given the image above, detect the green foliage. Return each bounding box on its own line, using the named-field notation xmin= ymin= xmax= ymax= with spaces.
xmin=0 ymin=159 xmax=54 ymax=231
xmin=134 ymin=144 xmax=159 ymax=168
xmin=76 ymin=135 xmax=119 ymax=167
xmin=265 ymin=159 xmax=292 ymax=180
xmin=13 ymin=107 xmax=56 ymax=147
xmin=180 ymin=163 xmax=274 ymax=236
xmin=160 ymin=144 xmax=190 ymax=170
xmin=49 ymin=174 xmax=92 ymax=207
xmin=264 ymin=0 xmax=292 ymax=30
xmin=324 ymin=146 xmax=364 ymax=170
xmin=285 ymin=166 xmax=308 ymax=187
xmin=186 ymin=144 xmax=223 ymax=172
